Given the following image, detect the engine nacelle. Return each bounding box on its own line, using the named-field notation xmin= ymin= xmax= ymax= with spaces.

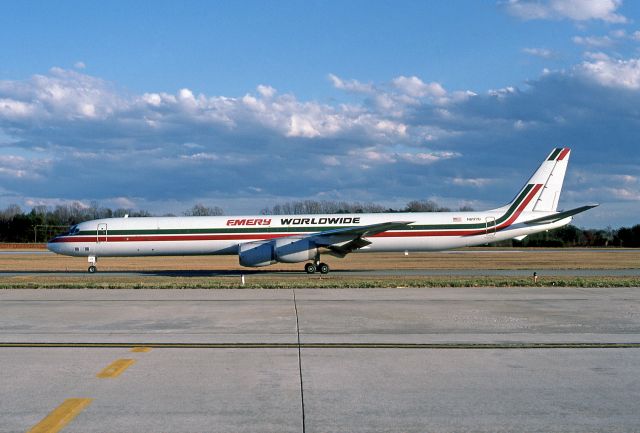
xmin=238 ymin=241 xmax=275 ymax=267
xmin=273 ymin=238 xmax=317 ymax=263
xmin=238 ymin=238 xmax=317 ymax=267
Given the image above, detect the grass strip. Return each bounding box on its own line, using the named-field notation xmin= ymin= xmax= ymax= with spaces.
xmin=1 ymin=276 xmax=639 ymax=289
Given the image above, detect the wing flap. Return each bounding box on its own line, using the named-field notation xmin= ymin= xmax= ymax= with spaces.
xmin=310 ymin=220 xmax=413 ymax=256
xmin=325 ymin=237 xmax=373 ymax=258
xmin=312 ymin=221 xmax=414 ymax=240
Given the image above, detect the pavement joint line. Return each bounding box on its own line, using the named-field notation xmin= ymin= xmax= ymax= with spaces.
xmin=2 ymin=342 xmax=640 ymax=349
xmin=96 ymin=358 xmax=136 ymax=378
xmin=26 ymin=398 xmax=93 ymax=433
xmin=293 ymin=289 xmax=306 ymax=433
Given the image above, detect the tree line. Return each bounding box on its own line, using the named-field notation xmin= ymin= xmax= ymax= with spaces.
xmin=0 ymin=202 xmax=221 ymax=243
xmin=0 ymin=201 xmax=638 ymax=247
xmin=259 ymin=199 xmax=467 ymax=215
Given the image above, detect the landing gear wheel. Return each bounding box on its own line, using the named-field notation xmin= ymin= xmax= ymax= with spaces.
xmin=88 ymin=265 xmax=97 ymax=273
xmin=304 ymin=263 xmax=316 ymax=274
xmin=318 ymin=263 xmax=330 ymax=274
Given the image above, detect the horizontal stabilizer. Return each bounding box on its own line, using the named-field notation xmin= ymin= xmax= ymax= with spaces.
xmin=524 ymin=204 xmax=599 ymax=225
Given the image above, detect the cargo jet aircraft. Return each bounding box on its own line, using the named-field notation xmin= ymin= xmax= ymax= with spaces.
xmin=48 ymin=148 xmax=596 ymax=274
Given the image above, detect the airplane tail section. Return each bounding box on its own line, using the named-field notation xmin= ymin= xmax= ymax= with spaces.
xmin=500 ymin=147 xmax=571 ymax=215
xmin=530 ymin=147 xmax=570 ymax=212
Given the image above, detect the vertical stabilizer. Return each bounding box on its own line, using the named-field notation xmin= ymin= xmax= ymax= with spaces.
xmin=497 ymin=147 xmax=570 ymax=215
xmin=532 ymin=147 xmax=570 ymax=212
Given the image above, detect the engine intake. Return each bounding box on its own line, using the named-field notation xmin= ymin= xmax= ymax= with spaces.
xmin=238 ymin=241 xmax=275 ymax=267
xmin=238 ymin=238 xmax=317 ymax=267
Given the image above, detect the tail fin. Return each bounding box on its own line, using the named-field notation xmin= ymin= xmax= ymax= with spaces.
xmin=500 ymin=147 xmax=570 ymax=214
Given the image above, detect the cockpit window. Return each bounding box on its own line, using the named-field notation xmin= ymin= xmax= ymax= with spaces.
xmin=64 ymin=225 xmax=80 ymax=236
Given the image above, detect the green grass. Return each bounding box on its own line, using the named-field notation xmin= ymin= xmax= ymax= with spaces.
xmin=1 ymin=276 xmax=639 ymax=289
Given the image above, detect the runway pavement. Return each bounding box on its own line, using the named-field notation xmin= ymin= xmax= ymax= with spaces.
xmin=2 ymin=287 xmax=640 ymax=432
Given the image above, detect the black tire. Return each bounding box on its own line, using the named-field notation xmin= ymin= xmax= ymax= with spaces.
xmin=319 ymin=263 xmax=329 ymax=274
xmin=88 ymin=265 xmax=97 ymax=273
xmin=304 ymin=263 xmax=316 ymax=274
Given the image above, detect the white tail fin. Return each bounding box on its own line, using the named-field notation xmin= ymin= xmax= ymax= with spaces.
xmin=498 ymin=148 xmax=570 ymax=215
xmin=530 ymin=147 xmax=570 ymax=212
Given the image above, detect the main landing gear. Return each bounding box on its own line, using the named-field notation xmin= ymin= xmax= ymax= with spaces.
xmin=305 ymin=255 xmax=330 ymax=274
xmin=87 ymin=256 xmax=97 ymax=273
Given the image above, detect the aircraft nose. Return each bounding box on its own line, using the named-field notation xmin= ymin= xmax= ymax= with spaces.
xmin=46 ymin=240 xmax=62 ymax=254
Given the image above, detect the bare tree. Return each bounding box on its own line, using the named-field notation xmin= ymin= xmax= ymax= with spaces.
xmin=0 ymin=204 xmax=22 ymax=221
xmin=404 ymin=200 xmax=451 ymax=212
xmin=261 ymin=200 xmax=388 ymax=215
xmin=184 ymin=203 xmax=224 ymax=216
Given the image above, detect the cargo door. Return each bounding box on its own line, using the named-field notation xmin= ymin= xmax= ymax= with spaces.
xmin=97 ymin=223 xmax=108 ymax=243
xmin=485 ymin=217 xmax=496 ymax=238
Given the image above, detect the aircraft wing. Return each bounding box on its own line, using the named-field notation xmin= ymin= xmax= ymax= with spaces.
xmin=309 ymin=221 xmax=414 ymax=257
xmin=524 ymin=204 xmax=599 ymax=225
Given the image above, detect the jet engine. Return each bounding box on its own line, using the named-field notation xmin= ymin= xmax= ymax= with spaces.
xmin=238 ymin=241 xmax=274 ymax=267
xmin=238 ymin=238 xmax=317 ymax=267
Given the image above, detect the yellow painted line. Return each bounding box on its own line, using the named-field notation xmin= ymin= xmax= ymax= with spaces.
xmin=130 ymin=346 xmax=152 ymax=353
xmin=27 ymin=398 xmax=92 ymax=433
xmin=96 ymin=358 xmax=136 ymax=378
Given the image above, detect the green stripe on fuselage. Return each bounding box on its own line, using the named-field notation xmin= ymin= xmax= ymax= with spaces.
xmin=73 ymin=186 xmax=534 ymax=237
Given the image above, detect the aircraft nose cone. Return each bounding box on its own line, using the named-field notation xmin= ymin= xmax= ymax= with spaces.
xmin=47 ymin=240 xmax=61 ymax=254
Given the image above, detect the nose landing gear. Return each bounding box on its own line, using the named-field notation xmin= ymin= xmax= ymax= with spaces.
xmin=87 ymin=256 xmax=97 ymax=273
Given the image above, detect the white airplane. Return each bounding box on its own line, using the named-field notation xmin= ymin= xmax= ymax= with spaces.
xmin=48 ymin=148 xmax=596 ymax=274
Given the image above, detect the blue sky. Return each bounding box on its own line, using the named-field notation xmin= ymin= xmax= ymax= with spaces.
xmin=1 ymin=0 xmax=639 ymax=227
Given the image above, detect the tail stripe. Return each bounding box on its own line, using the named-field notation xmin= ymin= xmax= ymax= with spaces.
xmin=557 ymin=148 xmax=570 ymax=161
xmin=547 ymin=147 xmax=570 ymax=161
xmin=547 ymin=148 xmax=562 ymax=161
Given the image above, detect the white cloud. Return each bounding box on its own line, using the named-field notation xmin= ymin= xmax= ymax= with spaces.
xmin=0 ymin=98 xmax=36 ymax=118
xmin=113 ymin=196 xmax=136 ymax=208
xmin=351 ymin=149 xmax=460 ymax=166
xmin=488 ymin=86 xmax=517 ymax=98
xmin=505 ymin=0 xmax=627 ymax=23
xmin=74 ymin=61 xmax=86 ymax=70
xmin=179 ymin=152 xmax=219 ymax=161
xmin=610 ymin=29 xmax=627 ymax=39
xmin=288 ymin=114 xmax=322 ymax=138
xmin=407 ymin=151 xmax=460 ymax=164
xmin=321 ymin=155 xmax=341 ymax=166
xmin=392 ymin=76 xmax=446 ymax=98
xmin=577 ymin=55 xmax=640 ymax=89
xmin=256 ymin=84 xmax=276 ymax=98
xmin=450 ymin=177 xmax=494 ymax=187
xmin=142 ymin=92 xmax=163 ymax=106
xmin=328 ymin=73 xmax=374 ymax=93
xmin=0 ymin=155 xmax=50 ymax=179
xmin=572 ymin=35 xmax=614 ymax=48
xmin=523 ymin=47 xmax=554 ymax=58
xmin=588 ymin=187 xmax=640 ymax=201
xmin=613 ymin=174 xmax=638 ymax=184
xmin=583 ymin=51 xmax=612 ymax=61
xmin=25 ymin=198 xmax=90 ymax=209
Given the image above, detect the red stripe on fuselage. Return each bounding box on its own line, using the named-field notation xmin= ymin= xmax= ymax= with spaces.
xmin=377 ymin=183 xmax=542 ymax=238
xmin=51 ymin=185 xmax=544 ymax=245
